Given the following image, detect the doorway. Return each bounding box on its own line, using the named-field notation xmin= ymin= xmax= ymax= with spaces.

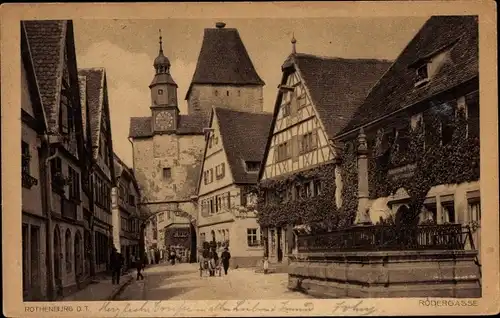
xmin=53 ymin=226 xmax=62 ymax=297
xmin=74 ymin=231 xmax=82 ymax=287
xmin=277 ymin=227 xmax=283 ymax=262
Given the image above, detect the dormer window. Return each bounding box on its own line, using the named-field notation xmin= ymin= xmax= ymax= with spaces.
xmin=415 ymin=64 xmax=429 ymax=87
xmin=245 ymin=161 xmax=260 ymax=172
xmin=158 ymin=89 xmax=163 ymax=95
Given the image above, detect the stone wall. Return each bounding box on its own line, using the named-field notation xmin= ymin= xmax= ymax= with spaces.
xmin=288 ymin=250 xmax=481 ymax=298
xmin=187 ymin=84 xmax=264 ymax=116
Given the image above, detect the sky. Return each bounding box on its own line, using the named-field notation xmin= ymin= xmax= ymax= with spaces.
xmin=73 ymin=17 xmax=429 ymax=168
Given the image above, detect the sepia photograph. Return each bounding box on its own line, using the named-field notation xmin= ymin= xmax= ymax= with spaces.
xmin=2 ymin=1 xmax=498 ymax=317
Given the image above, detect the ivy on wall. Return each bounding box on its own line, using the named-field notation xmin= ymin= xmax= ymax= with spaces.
xmin=256 ymin=164 xmax=339 ymax=230
xmin=368 ymin=108 xmax=480 ymax=224
xmin=256 ymin=105 xmax=479 ymax=230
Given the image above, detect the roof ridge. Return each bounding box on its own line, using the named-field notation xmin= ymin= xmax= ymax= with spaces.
xmin=295 ymin=52 xmax=392 ymax=64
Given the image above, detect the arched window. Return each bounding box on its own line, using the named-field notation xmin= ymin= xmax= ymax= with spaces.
xmin=65 ymin=229 xmax=72 ymax=273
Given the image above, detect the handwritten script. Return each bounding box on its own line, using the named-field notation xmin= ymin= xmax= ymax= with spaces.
xmin=98 ymin=299 xmax=377 ymax=316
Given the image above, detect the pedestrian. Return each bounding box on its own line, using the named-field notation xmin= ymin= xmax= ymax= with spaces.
xmin=110 ymin=247 xmax=123 ymax=285
xmin=135 ymin=256 xmax=144 ymax=280
xmin=263 ymin=257 xmax=269 ymax=275
xmin=221 ymin=247 xmax=231 ymax=275
xmin=170 ymin=249 xmax=176 ymax=265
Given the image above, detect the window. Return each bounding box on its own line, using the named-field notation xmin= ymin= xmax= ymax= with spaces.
xmin=158 ymin=89 xmax=164 ymax=95
xmin=396 ymin=124 xmax=411 ymax=153
xmin=282 ymin=103 xmax=291 ymax=117
xmin=468 ymin=202 xmax=481 ymax=222
xmin=209 ymin=198 xmax=215 ymax=215
xmin=68 ymin=167 xmax=80 ymax=201
xmin=313 ymin=180 xmax=322 ymax=196
xmin=22 ymin=141 xmax=30 ymax=175
xmin=304 ymin=182 xmax=312 ymax=198
xmin=276 ymin=142 xmax=290 ymax=162
xmin=158 ymin=213 xmax=164 ymax=222
xmin=245 ymin=161 xmax=260 ymax=172
xmin=163 ymin=168 xmax=172 ymax=180
xmin=216 ymin=163 xmax=225 ymax=180
xmin=247 ymin=229 xmax=258 ymax=246
xmin=129 ymin=194 xmax=135 ymax=206
xmin=121 ymin=217 xmax=127 ymax=231
xmin=441 ymin=201 xmax=455 ymax=223
xmin=416 ymin=64 xmax=429 ymax=84
xmin=300 ymin=130 xmax=318 ymax=154
xmin=238 ymin=90 xmax=241 ymax=97
xmin=209 ymin=169 xmax=214 ymax=183
xmin=51 ymin=157 xmax=63 ymax=190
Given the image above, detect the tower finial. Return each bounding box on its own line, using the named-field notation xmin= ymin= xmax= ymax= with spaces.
xmin=159 ymin=29 xmax=163 ymax=53
xmin=291 ymin=32 xmax=297 ymax=54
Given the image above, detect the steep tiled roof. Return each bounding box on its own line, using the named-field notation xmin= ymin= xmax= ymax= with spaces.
xmin=78 ymin=68 xmax=105 ymax=159
xmin=185 ymin=25 xmax=265 ymax=99
xmin=23 ymin=20 xmax=67 ymax=133
xmin=292 ymin=53 xmax=392 ymax=139
xmin=113 ymin=152 xmax=141 ymax=194
xmin=341 ymin=16 xmax=479 ymax=135
xmin=78 ymin=75 xmax=87 ymax=142
xmin=129 ymin=113 xmax=209 ymax=138
xmin=215 ymin=108 xmax=273 ymax=184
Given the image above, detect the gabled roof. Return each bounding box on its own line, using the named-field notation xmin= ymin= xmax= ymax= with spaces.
xmin=185 ymin=24 xmax=265 ymax=100
xmin=291 ymin=53 xmax=392 ymax=139
xmin=23 ymin=20 xmax=67 ymax=133
xmin=21 ymin=22 xmax=48 ymax=133
xmin=78 ymin=68 xmax=106 ymax=159
xmin=78 ymin=75 xmax=87 ymax=142
xmin=215 ymin=108 xmax=273 ymax=184
xmin=341 ymin=15 xmax=479 ymax=135
xmin=129 ymin=113 xmax=209 ymax=138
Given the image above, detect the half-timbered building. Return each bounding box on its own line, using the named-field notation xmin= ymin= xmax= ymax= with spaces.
xmin=257 ymin=40 xmax=391 ymax=265
xmin=24 ymin=20 xmax=90 ymax=298
xmin=197 ymin=107 xmax=272 ymax=268
xmin=78 ymin=68 xmax=116 ymax=274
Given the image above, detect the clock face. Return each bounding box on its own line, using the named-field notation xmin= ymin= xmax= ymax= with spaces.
xmin=155 ymin=111 xmax=174 ymax=131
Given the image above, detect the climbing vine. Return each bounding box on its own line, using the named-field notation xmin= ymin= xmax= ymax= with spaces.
xmin=368 ymin=107 xmax=480 ymax=224
xmin=338 ymin=140 xmax=358 ymax=228
xmin=256 ymin=163 xmax=338 ymax=231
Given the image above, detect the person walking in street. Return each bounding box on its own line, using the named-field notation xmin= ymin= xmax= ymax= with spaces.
xmin=110 ymin=247 xmax=123 ymax=285
xmin=221 ymin=247 xmax=231 ymax=275
xmin=135 ymin=256 xmax=144 ymax=280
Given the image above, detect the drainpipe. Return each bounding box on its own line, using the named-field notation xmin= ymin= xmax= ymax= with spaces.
xmin=40 ymin=134 xmax=60 ymax=300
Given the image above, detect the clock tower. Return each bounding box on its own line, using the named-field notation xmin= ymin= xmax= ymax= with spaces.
xmin=150 ymin=30 xmax=179 ymax=133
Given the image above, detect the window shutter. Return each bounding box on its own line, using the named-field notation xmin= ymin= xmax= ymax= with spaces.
xmin=274 ymin=146 xmax=279 ymax=163
xmin=311 ymin=129 xmax=318 ymax=149
xmin=221 ymin=162 xmax=225 ymax=178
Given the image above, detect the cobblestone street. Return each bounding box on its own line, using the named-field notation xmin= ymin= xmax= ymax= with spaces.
xmin=117 ymin=263 xmax=311 ymax=300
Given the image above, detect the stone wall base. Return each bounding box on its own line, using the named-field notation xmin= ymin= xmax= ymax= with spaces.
xmin=288 ymin=250 xmax=481 ymax=298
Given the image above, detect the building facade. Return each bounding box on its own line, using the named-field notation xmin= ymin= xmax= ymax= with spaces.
xmin=257 ymin=41 xmax=391 ymax=264
xmin=197 ymin=108 xmax=272 ymax=268
xmin=23 ymin=20 xmax=91 ymax=299
xmin=129 ymin=22 xmax=265 ymax=260
xmin=112 ymin=153 xmax=142 ymax=270
xmin=334 ymin=15 xmax=480 ymax=255
xmin=78 ymin=68 xmax=116 ymax=274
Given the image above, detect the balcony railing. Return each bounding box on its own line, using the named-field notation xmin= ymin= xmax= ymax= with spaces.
xmin=62 ymin=198 xmax=77 ymax=220
xmin=297 ymin=224 xmax=472 ymax=253
xmin=22 ymin=172 xmax=38 ymax=189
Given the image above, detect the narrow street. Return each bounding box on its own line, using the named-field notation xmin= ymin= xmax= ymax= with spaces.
xmin=117 ymin=263 xmax=311 ymax=300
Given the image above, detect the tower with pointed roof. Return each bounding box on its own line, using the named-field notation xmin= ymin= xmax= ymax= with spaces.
xmin=185 ymin=22 xmax=265 ymax=116
xmin=150 ymin=30 xmax=180 ymax=134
